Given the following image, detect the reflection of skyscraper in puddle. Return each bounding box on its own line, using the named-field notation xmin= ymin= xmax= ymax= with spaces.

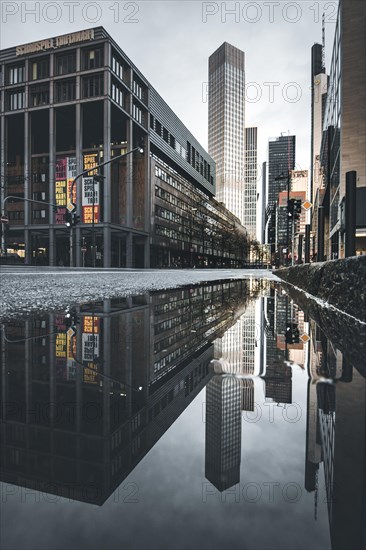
xmin=263 ymin=363 xmax=292 ymax=404
xmin=205 ymin=375 xmax=242 ymax=491
xmin=263 ymin=287 xmax=292 ymax=404
xmin=214 ymin=281 xmax=262 ymax=376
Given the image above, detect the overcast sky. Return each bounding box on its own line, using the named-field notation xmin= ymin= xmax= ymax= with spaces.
xmin=1 ymin=0 xmax=337 ymax=176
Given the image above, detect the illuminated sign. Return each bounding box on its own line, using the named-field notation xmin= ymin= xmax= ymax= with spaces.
xmin=16 ymin=29 xmax=94 ymax=56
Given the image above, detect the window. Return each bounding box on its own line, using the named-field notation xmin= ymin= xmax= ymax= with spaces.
xmin=111 ymin=56 xmax=123 ymax=80
xmin=111 ymin=82 xmax=123 ymax=107
xmin=8 ymin=90 xmax=24 ymax=111
xmin=155 ymin=120 xmax=162 ymax=136
xmin=82 ymin=74 xmax=104 ymax=98
xmin=55 ymin=52 xmax=76 ymax=75
xmin=82 ymin=48 xmax=103 ymax=70
xmin=150 ymin=114 xmax=154 ymax=129
xmin=31 ymin=58 xmax=49 ymax=80
xmin=55 ymin=79 xmax=76 ymax=103
xmin=8 ymin=65 xmax=25 ymax=85
xmin=30 ymin=83 xmax=49 ymax=106
xmin=8 ymin=211 xmax=24 ymax=220
xmin=132 ymin=103 xmax=142 ymax=124
xmin=33 ymin=192 xmax=46 ymax=201
xmin=133 ymin=79 xmax=142 ymax=100
xmin=32 ymin=210 xmax=46 ymax=219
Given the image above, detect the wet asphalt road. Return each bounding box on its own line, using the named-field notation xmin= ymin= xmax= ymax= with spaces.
xmin=0 ymin=267 xmax=278 ymax=319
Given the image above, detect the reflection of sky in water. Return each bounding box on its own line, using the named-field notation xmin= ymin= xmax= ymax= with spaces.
xmin=1 ymin=281 xmax=365 ymax=550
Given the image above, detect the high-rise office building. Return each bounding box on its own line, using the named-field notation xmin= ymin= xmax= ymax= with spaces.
xmin=266 ymin=135 xmax=296 ymax=255
xmin=208 ymin=43 xmax=246 ymax=225
xmin=244 ymin=127 xmax=258 ymax=239
xmin=262 ymin=161 xmax=267 ymax=244
xmin=310 ymin=43 xmax=328 ymax=262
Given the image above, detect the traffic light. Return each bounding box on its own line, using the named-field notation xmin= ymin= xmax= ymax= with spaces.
xmin=64 ymin=310 xmax=80 ymax=329
xmin=287 ymin=199 xmax=295 ymax=217
xmin=293 ymin=200 xmax=302 ymax=221
xmin=65 ymin=211 xmax=72 ymax=227
xmin=65 ymin=212 xmax=80 ymax=226
xmin=285 ymin=323 xmax=300 ymax=344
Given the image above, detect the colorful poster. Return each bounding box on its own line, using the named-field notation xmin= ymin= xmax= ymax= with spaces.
xmin=82 ymin=176 xmax=100 ymax=223
xmin=55 ymin=156 xmax=76 ymax=224
xmin=82 ymin=154 xmax=100 ymax=223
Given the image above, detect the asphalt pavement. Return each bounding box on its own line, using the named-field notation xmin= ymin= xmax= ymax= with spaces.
xmin=0 ymin=267 xmax=278 ymax=320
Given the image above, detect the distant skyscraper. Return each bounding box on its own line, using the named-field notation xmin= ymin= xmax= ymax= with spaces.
xmin=244 ymin=127 xmax=258 ymax=239
xmin=262 ymin=161 xmax=267 ymax=244
xmin=266 ymin=135 xmax=296 ymax=250
xmin=208 ymin=43 xmax=246 ymax=225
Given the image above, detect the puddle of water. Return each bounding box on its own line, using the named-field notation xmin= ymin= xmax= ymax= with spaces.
xmin=0 ymin=277 xmax=365 ymax=550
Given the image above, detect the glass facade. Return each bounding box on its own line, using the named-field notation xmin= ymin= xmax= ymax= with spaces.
xmin=208 ymin=43 xmax=246 ymax=225
xmin=244 ymin=127 xmax=258 ymax=239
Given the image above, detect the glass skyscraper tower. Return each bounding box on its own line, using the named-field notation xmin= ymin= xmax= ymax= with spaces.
xmin=208 ymin=43 xmax=246 ymax=225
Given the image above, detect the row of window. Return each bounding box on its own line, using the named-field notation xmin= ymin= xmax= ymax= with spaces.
xmin=6 ymin=49 xmax=104 ymax=85
xmin=155 ymin=166 xmax=183 ymax=192
xmin=7 ymin=75 xmax=103 ymax=109
xmin=8 ymin=210 xmax=46 ymax=220
xmin=155 ymin=185 xmax=186 ymax=211
xmin=187 ymin=142 xmax=212 ymax=183
xmin=132 ymin=103 xmax=142 ymax=124
xmin=150 ymin=116 xmax=187 ymax=161
xmin=111 ymin=82 xmax=124 ymax=107
xmin=155 ymin=205 xmax=183 ymax=225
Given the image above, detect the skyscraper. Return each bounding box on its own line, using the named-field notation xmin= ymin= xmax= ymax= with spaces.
xmin=208 ymin=43 xmax=246 ymax=225
xmin=244 ymin=127 xmax=258 ymax=239
xmin=266 ymin=135 xmax=296 ymax=254
xmin=310 ymin=43 xmax=328 ymax=262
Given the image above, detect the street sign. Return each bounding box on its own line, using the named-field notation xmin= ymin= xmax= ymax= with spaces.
xmin=302 ymin=201 xmax=312 ymax=211
xmin=67 ymin=202 xmax=76 ymax=213
xmin=1 ymin=215 xmax=9 ymax=224
xmin=67 ymin=327 xmax=76 ymax=339
xmin=81 ymin=246 xmax=87 ymax=253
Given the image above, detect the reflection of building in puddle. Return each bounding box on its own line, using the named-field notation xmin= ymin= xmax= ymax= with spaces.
xmin=0 ymin=281 xmax=253 ymax=505
xmin=214 ymin=280 xmax=263 ymax=376
xmin=205 ymin=375 xmax=243 ymax=492
xmin=305 ymin=321 xmax=366 ymax=550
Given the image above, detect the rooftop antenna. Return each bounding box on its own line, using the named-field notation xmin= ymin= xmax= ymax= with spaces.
xmin=322 ymin=12 xmax=325 ymax=70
